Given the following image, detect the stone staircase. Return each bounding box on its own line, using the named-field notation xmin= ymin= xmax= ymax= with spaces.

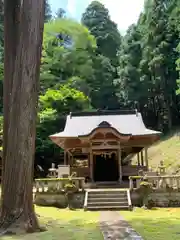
xmin=84 ymin=189 xmax=132 ymax=210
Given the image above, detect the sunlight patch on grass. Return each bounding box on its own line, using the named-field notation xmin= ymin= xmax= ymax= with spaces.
xmin=121 ymin=208 xmax=180 ymax=240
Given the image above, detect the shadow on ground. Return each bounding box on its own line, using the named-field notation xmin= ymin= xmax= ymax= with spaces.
xmin=1 ymin=212 xmax=103 ymax=240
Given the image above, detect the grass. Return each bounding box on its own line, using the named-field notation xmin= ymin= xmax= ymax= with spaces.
xmin=121 ymin=208 xmax=180 ymax=240
xmin=132 ymin=131 xmax=180 ymax=174
xmin=1 ymin=207 xmax=180 ymax=240
xmin=1 ymin=207 xmax=103 ymax=240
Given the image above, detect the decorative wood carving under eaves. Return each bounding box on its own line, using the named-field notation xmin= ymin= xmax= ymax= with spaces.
xmin=93 ymin=150 xmax=117 ymax=158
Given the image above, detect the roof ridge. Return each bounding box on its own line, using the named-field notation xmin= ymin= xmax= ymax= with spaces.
xmin=70 ymin=109 xmax=137 ymax=117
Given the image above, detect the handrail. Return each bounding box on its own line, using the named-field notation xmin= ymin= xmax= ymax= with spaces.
xmin=34 ymin=177 xmax=85 ymax=193
xmin=35 ymin=177 xmax=85 ymax=181
xmin=127 ymin=189 xmax=132 ymax=210
xmin=129 ymin=175 xmax=180 ymax=179
xmin=84 ymin=190 xmax=88 ymax=211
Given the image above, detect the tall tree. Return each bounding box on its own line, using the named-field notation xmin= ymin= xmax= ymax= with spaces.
xmin=0 ymin=0 xmax=3 ymax=113
xmin=56 ymin=8 xmax=66 ymax=19
xmin=141 ymin=0 xmax=179 ymax=130
xmin=1 ymin=0 xmax=44 ymax=234
xmin=173 ymin=0 xmax=180 ymax=93
xmin=0 ymin=0 xmax=3 ymax=54
xmin=89 ymin=54 xmax=119 ymax=109
xmin=44 ymin=0 xmax=52 ymax=22
xmin=81 ymin=1 xmax=121 ymax=67
xmin=116 ymin=0 xmax=179 ymax=131
xmin=116 ymin=24 xmax=142 ymax=106
xmin=81 ymin=1 xmax=121 ymax=109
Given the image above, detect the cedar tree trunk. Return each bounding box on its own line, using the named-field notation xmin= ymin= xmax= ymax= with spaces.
xmin=0 ymin=0 xmax=44 ymax=234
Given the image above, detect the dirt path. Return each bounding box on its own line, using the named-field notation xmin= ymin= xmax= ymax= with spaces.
xmin=100 ymin=211 xmax=143 ymax=240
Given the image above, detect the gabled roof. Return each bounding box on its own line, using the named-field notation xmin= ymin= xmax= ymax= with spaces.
xmin=50 ymin=110 xmax=161 ymax=138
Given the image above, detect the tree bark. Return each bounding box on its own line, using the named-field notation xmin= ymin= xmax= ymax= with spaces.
xmin=0 ymin=0 xmax=44 ymax=234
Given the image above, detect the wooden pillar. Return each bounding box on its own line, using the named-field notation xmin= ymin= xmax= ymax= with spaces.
xmin=141 ymin=150 xmax=144 ymax=166
xmin=64 ymin=150 xmax=67 ymax=165
xmin=68 ymin=151 xmax=70 ymax=165
xmin=70 ymin=152 xmax=73 ymax=166
xmin=137 ymin=153 xmax=140 ymax=166
xmin=66 ymin=150 xmax=72 ymax=166
xmin=89 ymin=143 xmax=94 ymax=182
xmin=145 ymin=147 xmax=148 ymax=170
xmin=118 ymin=144 xmax=122 ymax=183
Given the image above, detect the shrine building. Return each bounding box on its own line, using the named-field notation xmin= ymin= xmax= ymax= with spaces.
xmin=50 ymin=110 xmax=161 ymax=183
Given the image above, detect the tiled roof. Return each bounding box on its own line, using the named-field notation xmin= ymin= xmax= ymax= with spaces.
xmin=50 ymin=110 xmax=161 ymax=138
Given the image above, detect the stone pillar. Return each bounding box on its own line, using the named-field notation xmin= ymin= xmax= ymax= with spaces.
xmin=145 ymin=147 xmax=148 ymax=170
xmin=118 ymin=146 xmax=122 ymax=183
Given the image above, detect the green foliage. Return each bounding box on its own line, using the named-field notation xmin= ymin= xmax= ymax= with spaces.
xmin=44 ymin=19 xmax=96 ymax=50
xmin=39 ymin=84 xmax=91 ymax=113
xmin=41 ymin=18 xmax=96 ymax=94
xmin=36 ymin=18 xmax=95 ymax=164
xmin=0 ymin=0 xmax=179 ymax=174
xmin=36 ymin=84 xmax=91 ymax=162
xmin=36 ymin=109 xmax=60 ymax=159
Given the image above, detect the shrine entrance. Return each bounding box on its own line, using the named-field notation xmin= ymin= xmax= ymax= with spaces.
xmin=93 ymin=150 xmax=119 ymax=182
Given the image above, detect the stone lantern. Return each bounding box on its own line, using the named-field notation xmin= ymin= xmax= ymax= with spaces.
xmin=48 ymin=163 xmax=57 ymax=178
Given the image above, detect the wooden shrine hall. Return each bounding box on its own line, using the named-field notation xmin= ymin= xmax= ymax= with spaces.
xmin=50 ymin=110 xmax=161 ymax=183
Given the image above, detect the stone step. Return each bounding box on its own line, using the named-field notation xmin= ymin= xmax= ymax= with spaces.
xmin=92 ymin=184 xmax=129 ymax=189
xmin=86 ymin=205 xmax=129 ymax=210
xmin=88 ymin=191 xmax=127 ymax=195
xmin=88 ymin=201 xmax=128 ymax=207
xmin=88 ymin=197 xmax=127 ymax=202
xmin=88 ymin=190 xmax=127 ymax=193
xmin=88 ymin=194 xmax=127 ymax=199
xmin=88 ymin=189 xmax=127 ymax=192
xmin=84 ymin=189 xmax=130 ymax=211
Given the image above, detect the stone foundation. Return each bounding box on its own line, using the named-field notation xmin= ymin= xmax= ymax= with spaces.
xmin=131 ymin=189 xmax=180 ymax=207
xmin=34 ymin=191 xmax=85 ymax=208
